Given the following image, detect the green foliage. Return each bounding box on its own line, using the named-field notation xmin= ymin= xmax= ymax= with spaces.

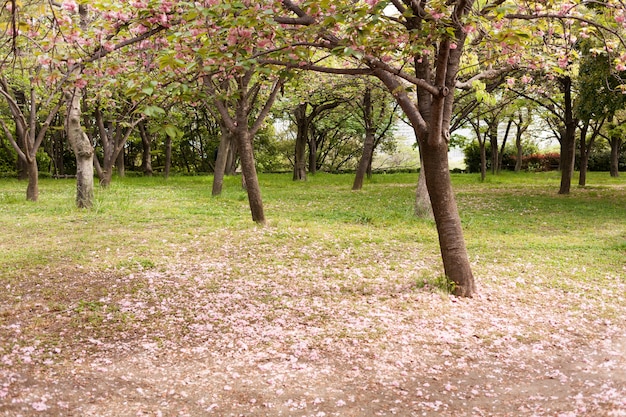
xmin=0 ymin=144 xmax=16 ymax=174
xmin=463 ymin=141 xmax=483 ymax=173
xmin=586 ymin=148 xmax=626 ymax=171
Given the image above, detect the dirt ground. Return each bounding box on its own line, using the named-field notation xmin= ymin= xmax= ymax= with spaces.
xmin=2 ymin=259 xmax=626 ymax=416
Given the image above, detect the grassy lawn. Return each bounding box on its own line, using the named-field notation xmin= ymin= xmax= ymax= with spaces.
xmin=1 ymin=171 xmax=623 ymax=288
xmin=0 ymin=171 xmax=625 ymax=416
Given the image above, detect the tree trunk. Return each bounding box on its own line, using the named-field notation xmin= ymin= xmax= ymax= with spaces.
xmin=558 ymin=76 xmax=577 ymax=195
xmin=212 ymin=128 xmax=231 ymax=196
xmin=414 ymin=152 xmax=433 ymax=218
xmin=225 ymin=139 xmax=238 ymax=175
xmin=308 ymin=137 xmax=317 ymax=174
xmin=489 ymin=121 xmax=498 ymax=175
xmin=138 ymin=121 xmax=153 ymax=176
xmin=353 ymin=89 xmax=375 ymax=191
xmin=480 ymin=139 xmax=487 ymax=182
xmin=609 ymin=136 xmax=621 ymax=177
xmin=497 ymin=120 xmax=512 ymax=174
xmin=116 ymin=148 xmax=125 ymax=178
xmin=352 ymin=130 xmax=375 ymax=190
xmin=65 ymin=89 xmax=94 ymax=208
xmin=421 ymin=136 xmax=475 ymax=297
xmin=236 ymin=131 xmax=265 ymax=223
xmin=578 ymin=121 xmax=592 ymax=187
xmin=164 ymin=136 xmax=172 ymax=179
xmin=293 ymin=103 xmax=308 ymax=181
xmin=515 ymin=129 xmax=523 ymax=172
xmin=25 ymin=157 xmax=38 ymax=201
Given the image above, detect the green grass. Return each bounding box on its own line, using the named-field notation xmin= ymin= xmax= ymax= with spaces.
xmin=0 ymin=171 xmax=624 ymax=295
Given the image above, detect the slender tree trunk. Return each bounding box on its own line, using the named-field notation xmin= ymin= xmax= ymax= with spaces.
xmin=352 ymin=130 xmax=375 ymax=190
xmin=116 ymin=148 xmax=125 ymax=178
xmin=65 ymin=89 xmax=94 ymax=208
xmin=225 ymin=140 xmax=238 ymax=175
xmin=480 ymin=139 xmax=487 ymax=181
xmin=212 ymin=128 xmax=231 ymax=196
xmin=515 ymin=129 xmax=523 ymax=172
xmin=138 ymin=121 xmax=153 ymax=176
xmin=497 ymin=120 xmax=512 ymax=173
xmin=236 ymin=130 xmax=264 ymax=223
xmin=489 ymin=121 xmax=498 ymax=175
xmin=609 ymin=136 xmax=621 ymax=177
xmin=578 ymin=122 xmax=592 ymax=187
xmin=308 ymin=137 xmax=317 ymax=175
xmin=164 ymin=136 xmax=172 ymax=179
xmin=293 ymin=104 xmax=308 ymax=181
xmin=353 ymin=89 xmax=375 ymax=191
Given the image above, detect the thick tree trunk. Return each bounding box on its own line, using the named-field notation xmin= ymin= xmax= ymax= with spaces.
xmin=558 ymin=76 xmax=577 ymax=195
xmin=65 ymin=90 xmax=94 ymax=208
xmin=25 ymin=157 xmax=38 ymax=201
xmin=422 ymin=137 xmax=475 ymax=297
xmin=212 ymin=129 xmax=231 ymax=196
xmin=236 ymin=131 xmax=264 ymax=223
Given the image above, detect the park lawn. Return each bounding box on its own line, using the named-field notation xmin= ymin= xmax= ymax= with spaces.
xmin=0 ymin=171 xmax=625 ymax=416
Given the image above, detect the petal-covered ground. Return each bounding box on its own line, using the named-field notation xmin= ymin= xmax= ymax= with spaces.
xmin=1 ymin=227 xmax=625 ymax=416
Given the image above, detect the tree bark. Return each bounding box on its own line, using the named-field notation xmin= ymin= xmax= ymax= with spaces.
xmin=578 ymin=120 xmax=597 ymax=187
xmin=414 ymin=152 xmax=433 ymax=218
xmin=558 ymin=76 xmax=578 ymax=195
xmin=164 ymin=135 xmax=172 ymax=179
xmin=308 ymin=136 xmax=317 ymax=174
xmin=116 ymin=148 xmax=125 ymax=178
xmin=25 ymin=157 xmax=38 ymax=201
xmin=609 ymin=135 xmax=622 ymax=177
xmin=138 ymin=121 xmax=153 ymax=176
xmin=422 ymin=135 xmax=476 ymax=297
xmin=353 ymin=88 xmax=375 ymax=191
xmin=489 ymin=120 xmax=498 ymax=175
xmin=293 ymin=103 xmax=308 ymax=180
xmin=65 ymin=89 xmax=94 ymax=208
xmin=237 ymin=130 xmax=265 ymax=223
xmin=372 ymin=57 xmax=475 ymax=296
xmin=212 ymin=126 xmax=231 ymax=196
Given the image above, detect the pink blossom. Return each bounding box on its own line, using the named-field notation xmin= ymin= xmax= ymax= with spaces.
xmin=449 ymin=43 xmax=458 ymax=49
xmin=61 ymin=0 xmax=78 ymax=13
xmin=463 ymin=25 xmax=476 ymax=34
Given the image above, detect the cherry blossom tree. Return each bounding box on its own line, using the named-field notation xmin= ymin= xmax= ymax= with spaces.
xmin=264 ymin=0 xmax=626 ymax=296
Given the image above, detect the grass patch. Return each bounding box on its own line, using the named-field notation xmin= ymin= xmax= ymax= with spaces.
xmin=0 ymin=171 xmax=624 ymax=312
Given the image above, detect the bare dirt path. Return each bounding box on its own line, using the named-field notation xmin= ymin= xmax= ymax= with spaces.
xmin=2 ymin=255 xmax=626 ymax=416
